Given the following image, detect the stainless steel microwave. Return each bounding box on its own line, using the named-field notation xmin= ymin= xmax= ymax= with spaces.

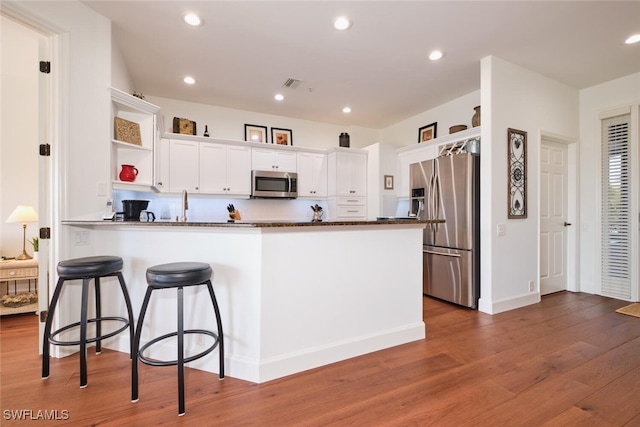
xmin=251 ymin=170 xmax=298 ymax=199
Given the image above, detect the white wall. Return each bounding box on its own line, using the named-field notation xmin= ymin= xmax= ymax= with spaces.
xmin=578 ymin=72 xmax=640 ymax=295
xmin=145 ymin=95 xmax=379 ymax=150
xmin=380 ymin=90 xmax=481 ymax=148
xmin=13 ymin=1 xmax=112 ymax=225
xmin=0 ymin=15 xmax=41 ymax=258
xmin=479 ymin=56 xmax=579 ymax=314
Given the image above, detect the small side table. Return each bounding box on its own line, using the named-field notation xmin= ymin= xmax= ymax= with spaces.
xmin=0 ymin=259 xmax=39 ymax=315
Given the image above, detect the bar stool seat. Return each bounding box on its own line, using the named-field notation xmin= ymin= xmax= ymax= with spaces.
xmin=42 ymin=255 xmax=135 ymax=388
xmin=132 ymin=262 xmax=224 ymax=416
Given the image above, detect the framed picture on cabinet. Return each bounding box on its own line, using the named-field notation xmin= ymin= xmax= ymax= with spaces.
xmin=507 ymin=128 xmax=527 ymax=219
xmin=271 ymin=127 xmax=293 ymax=146
xmin=245 ymin=124 xmax=268 ymax=143
xmin=418 ymin=122 xmax=437 ymax=143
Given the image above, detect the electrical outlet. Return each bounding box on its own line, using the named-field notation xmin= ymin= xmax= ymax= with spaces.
xmin=528 ymin=280 xmax=534 ymax=292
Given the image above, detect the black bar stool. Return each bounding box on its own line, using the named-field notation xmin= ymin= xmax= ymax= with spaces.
xmin=42 ymin=255 xmax=135 ymax=388
xmin=131 ymin=262 xmax=224 ymax=416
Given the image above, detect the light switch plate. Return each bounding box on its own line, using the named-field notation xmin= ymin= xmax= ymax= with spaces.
xmin=497 ymin=223 xmax=506 ymax=236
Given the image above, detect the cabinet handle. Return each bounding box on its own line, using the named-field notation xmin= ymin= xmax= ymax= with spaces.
xmin=157 ymin=181 xmax=163 ymax=186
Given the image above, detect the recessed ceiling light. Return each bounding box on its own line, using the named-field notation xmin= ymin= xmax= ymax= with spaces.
xmin=334 ymin=16 xmax=352 ymax=31
xmin=274 ymin=94 xmax=284 ymax=101
xmin=342 ymin=107 xmax=351 ymax=114
xmin=428 ymin=50 xmax=444 ymax=61
xmin=625 ymin=34 xmax=640 ymax=44
xmin=183 ymin=76 xmax=195 ymax=85
xmin=184 ymin=13 xmax=202 ymax=26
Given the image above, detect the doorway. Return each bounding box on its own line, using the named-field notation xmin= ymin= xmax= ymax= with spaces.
xmin=539 ymin=134 xmax=576 ymax=295
xmin=1 ymin=12 xmax=54 ymax=352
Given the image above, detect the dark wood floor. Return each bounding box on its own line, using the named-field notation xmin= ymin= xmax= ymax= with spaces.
xmin=2 ymin=292 xmax=640 ymax=426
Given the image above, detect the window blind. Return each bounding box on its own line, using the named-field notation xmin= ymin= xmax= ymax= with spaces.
xmin=601 ymin=113 xmax=631 ymax=299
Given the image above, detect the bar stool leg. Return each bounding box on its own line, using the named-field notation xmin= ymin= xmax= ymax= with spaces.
xmin=177 ymin=286 xmax=185 ymax=416
xmin=94 ymin=277 xmax=102 ymax=354
xmin=116 ymin=272 xmax=136 ymax=358
xmin=79 ymin=278 xmax=90 ymax=388
xmin=206 ymin=280 xmax=225 ymax=379
xmin=132 ymin=287 xmax=153 ymax=403
xmin=42 ymin=277 xmax=65 ymax=379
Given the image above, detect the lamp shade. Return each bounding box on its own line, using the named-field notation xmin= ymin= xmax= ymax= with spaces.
xmin=6 ymin=205 xmax=39 ymax=223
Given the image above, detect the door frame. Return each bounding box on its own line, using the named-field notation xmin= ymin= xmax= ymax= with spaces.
xmin=1 ymin=3 xmax=65 ymax=353
xmin=538 ymin=131 xmax=578 ymax=293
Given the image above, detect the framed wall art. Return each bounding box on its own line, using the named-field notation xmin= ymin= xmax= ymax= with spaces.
xmin=384 ymin=175 xmax=394 ymax=190
xmin=245 ymin=124 xmax=268 ymax=143
xmin=507 ymin=128 xmax=527 ymax=218
xmin=418 ymin=122 xmax=437 ymax=143
xmin=271 ymin=128 xmax=293 ymax=146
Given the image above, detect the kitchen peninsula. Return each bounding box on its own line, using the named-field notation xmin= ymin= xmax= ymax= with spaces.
xmin=61 ymin=219 xmax=435 ymax=383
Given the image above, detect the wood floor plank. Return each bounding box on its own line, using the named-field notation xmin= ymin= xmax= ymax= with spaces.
xmin=2 ymin=292 xmax=639 ymax=425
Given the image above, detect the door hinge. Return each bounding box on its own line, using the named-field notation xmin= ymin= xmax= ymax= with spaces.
xmin=40 ymin=310 xmax=48 ymax=323
xmin=39 ymin=144 xmax=51 ymax=156
xmin=39 ymin=61 xmax=51 ymax=74
xmin=40 ymin=227 xmax=51 ymax=240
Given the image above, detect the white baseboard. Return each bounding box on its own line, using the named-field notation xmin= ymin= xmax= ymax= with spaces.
xmin=478 ymin=291 xmax=540 ymax=314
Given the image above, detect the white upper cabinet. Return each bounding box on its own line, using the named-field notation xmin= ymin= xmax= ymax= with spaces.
xmin=166 ymin=138 xmax=251 ymax=196
xmin=110 ymin=87 xmax=160 ymax=190
xmin=296 ymin=152 xmax=328 ymax=198
xmin=328 ymin=150 xmax=367 ymax=197
xmin=168 ymin=139 xmax=199 ymax=192
xmin=252 ymin=147 xmax=297 ymax=172
xmin=200 ymin=143 xmax=252 ymax=196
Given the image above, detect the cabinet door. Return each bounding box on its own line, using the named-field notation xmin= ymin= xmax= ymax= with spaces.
xmin=336 ymin=152 xmax=367 ymax=196
xmin=252 ymin=148 xmax=296 ymax=172
xmin=349 ymin=152 xmax=367 ymax=195
xmin=154 ymin=138 xmax=171 ymax=192
xmin=275 ymin=151 xmax=297 ymax=172
xmin=225 ymin=145 xmax=251 ymax=195
xmin=199 ymin=143 xmax=226 ymax=193
xmin=169 ymin=140 xmax=199 ymax=192
xmin=297 ymin=152 xmax=327 ymax=197
xmin=251 ymin=148 xmax=275 ymax=171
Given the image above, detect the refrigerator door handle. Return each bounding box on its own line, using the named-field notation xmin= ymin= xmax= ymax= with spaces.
xmin=423 ymin=249 xmax=461 ymax=258
xmin=432 ymin=173 xmax=440 ymax=232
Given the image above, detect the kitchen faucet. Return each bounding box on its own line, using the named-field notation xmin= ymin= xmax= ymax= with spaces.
xmin=180 ymin=189 xmax=188 ymax=222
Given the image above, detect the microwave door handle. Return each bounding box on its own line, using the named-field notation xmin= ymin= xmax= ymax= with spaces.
xmin=286 ymin=173 xmax=291 ymax=192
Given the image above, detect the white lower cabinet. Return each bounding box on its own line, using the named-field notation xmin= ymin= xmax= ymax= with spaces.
xmin=296 ymin=152 xmax=327 ymax=198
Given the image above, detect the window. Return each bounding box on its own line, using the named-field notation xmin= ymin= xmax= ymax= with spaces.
xmin=601 ymin=113 xmax=631 ymax=299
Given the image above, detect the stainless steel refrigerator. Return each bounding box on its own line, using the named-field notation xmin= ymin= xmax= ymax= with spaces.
xmin=409 ymin=152 xmax=480 ymax=308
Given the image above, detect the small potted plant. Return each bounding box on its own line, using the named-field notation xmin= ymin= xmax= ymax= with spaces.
xmin=30 ymin=237 xmax=39 ymax=259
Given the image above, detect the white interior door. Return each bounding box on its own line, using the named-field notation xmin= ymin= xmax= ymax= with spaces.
xmin=540 ymin=140 xmax=569 ymax=295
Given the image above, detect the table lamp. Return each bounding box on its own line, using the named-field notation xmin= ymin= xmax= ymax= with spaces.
xmin=6 ymin=205 xmax=39 ymax=260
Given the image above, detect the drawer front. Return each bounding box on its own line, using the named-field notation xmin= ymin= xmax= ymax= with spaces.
xmin=336 ymin=196 xmax=366 ymax=206
xmin=336 ymin=205 xmax=367 ymax=218
xmin=0 ymin=267 xmax=38 ymax=280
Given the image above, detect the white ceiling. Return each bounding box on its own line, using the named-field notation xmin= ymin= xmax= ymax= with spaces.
xmin=83 ymin=1 xmax=640 ymax=129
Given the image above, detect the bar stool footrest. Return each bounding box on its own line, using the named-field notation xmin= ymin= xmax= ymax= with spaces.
xmin=138 ymin=329 xmax=220 ymax=367
xmin=49 ymin=316 xmax=130 ymax=346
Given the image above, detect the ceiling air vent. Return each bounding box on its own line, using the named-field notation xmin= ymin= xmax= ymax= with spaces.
xmin=282 ymin=78 xmax=303 ymax=89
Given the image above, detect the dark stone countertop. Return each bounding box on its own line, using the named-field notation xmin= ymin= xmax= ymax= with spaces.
xmin=61 ymin=218 xmax=442 ymax=228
